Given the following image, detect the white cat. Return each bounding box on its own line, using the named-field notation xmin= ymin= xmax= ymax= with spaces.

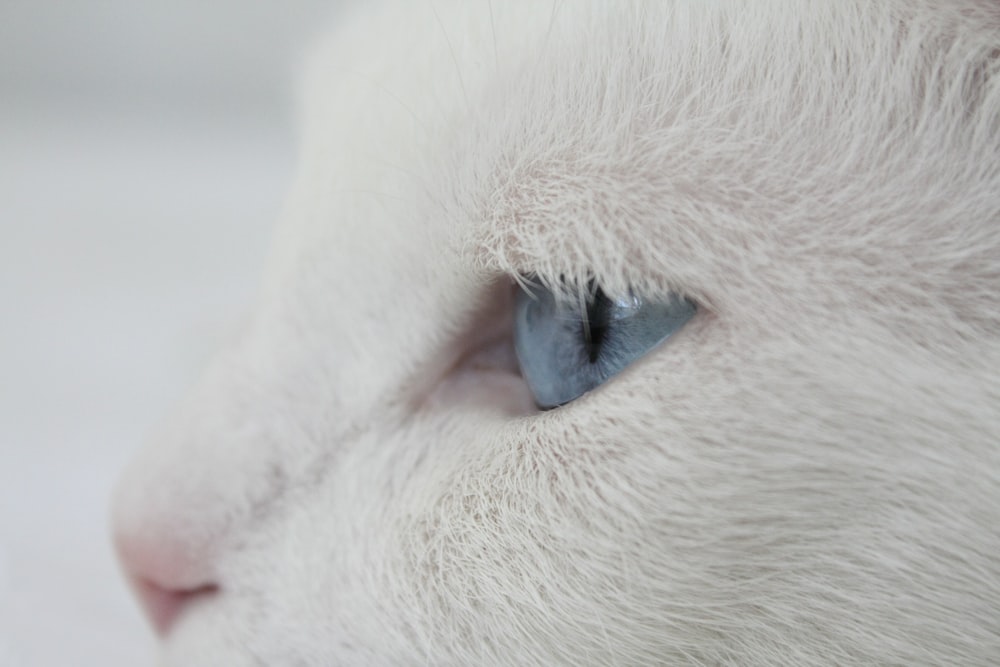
xmin=112 ymin=1 xmax=1000 ymax=664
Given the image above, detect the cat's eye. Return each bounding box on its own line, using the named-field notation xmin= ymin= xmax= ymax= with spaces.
xmin=513 ymin=278 xmax=696 ymax=409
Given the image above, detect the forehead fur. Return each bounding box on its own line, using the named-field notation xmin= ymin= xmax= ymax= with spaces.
xmin=295 ymin=0 xmax=998 ymax=332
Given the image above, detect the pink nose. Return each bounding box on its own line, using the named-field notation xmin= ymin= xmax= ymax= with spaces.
xmin=129 ymin=577 xmax=217 ymax=636
xmin=113 ymin=514 xmax=219 ymax=636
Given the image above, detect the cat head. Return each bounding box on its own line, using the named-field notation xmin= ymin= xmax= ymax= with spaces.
xmin=113 ymin=2 xmax=1000 ymax=664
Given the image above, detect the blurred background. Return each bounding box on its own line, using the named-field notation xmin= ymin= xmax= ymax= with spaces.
xmin=0 ymin=2 xmax=342 ymax=664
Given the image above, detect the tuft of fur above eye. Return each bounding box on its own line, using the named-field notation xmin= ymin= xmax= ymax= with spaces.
xmin=513 ymin=278 xmax=696 ymax=408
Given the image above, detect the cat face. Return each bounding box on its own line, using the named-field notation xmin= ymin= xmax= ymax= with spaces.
xmin=113 ymin=2 xmax=1000 ymax=664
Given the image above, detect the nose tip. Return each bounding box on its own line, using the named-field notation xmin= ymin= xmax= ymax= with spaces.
xmin=113 ymin=509 xmax=220 ymax=636
xmin=130 ymin=577 xmax=218 ymax=636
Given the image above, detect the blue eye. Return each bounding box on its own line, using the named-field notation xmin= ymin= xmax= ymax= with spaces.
xmin=513 ymin=279 xmax=696 ymax=409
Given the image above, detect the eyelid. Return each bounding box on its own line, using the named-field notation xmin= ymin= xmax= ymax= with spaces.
xmin=514 ymin=273 xmax=608 ymax=307
xmin=532 ymin=280 xmax=643 ymax=320
xmin=515 ymin=272 xmax=694 ymax=324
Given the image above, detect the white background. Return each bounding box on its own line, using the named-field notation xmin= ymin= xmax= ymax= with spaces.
xmin=0 ymin=2 xmax=342 ymax=664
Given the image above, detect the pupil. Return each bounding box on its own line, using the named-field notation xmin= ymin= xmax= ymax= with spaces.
xmin=583 ymin=285 xmax=612 ymax=363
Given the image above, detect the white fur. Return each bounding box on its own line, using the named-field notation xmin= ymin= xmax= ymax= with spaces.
xmin=113 ymin=1 xmax=1000 ymax=664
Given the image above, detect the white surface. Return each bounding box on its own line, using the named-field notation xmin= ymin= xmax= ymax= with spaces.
xmin=0 ymin=100 xmax=290 ymax=666
xmin=0 ymin=3 xmax=337 ymax=664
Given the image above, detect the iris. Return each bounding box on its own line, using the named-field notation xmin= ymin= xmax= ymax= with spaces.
xmin=513 ymin=279 xmax=696 ymax=409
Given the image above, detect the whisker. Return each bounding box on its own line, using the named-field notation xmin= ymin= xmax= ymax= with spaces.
xmin=368 ymin=155 xmax=451 ymax=215
xmin=429 ymin=0 xmax=471 ymax=114
xmin=487 ymin=0 xmax=499 ymax=73
xmin=340 ymin=69 xmax=434 ymax=133
xmin=535 ymin=0 xmax=566 ymax=67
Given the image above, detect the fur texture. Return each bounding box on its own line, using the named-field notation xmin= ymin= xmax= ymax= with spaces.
xmin=113 ymin=1 xmax=1000 ymax=664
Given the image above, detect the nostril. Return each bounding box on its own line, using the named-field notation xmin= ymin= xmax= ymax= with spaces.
xmin=133 ymin=578 xmax=218 ymax=636
xmin=112 ymin=511 xmax=222 ymax=635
